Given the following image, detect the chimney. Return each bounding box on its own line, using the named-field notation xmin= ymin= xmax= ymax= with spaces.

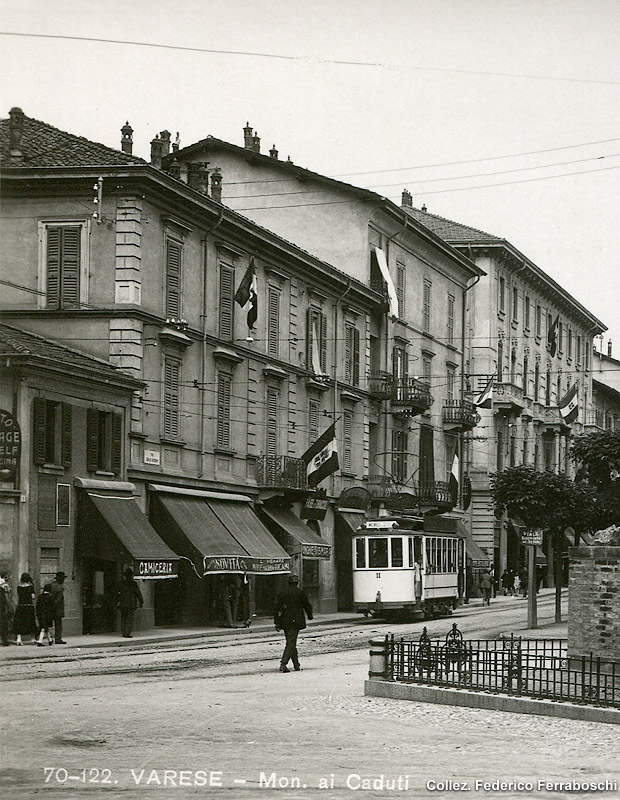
xmin=210 ymin=168 xmax=222 ymax=202
xmin=8 ymin=106 xmax=24 ymax=163
xmin=168 ymin=158 xmax=181 ymax=179
xmin=150 ymin=134 xmax=163 ymax=169
xmin=120 ymin=121 xmax=133 ymax=154
xmin=608 ymin=339 xmax=613 ymax=358
xmin=244 ymin=122 xmax=254 ymax=149
xmin=172 ymin=132 xmax=180 ymax=153
xmin=252 ymin=132 xmax=261 ymax=154
xmin=421 ymin=204 xmax=427 ymax=212
xmin=197 ymin=162 xmax=209 ymax=194
xmin=160 ymin=130 xmax=171 ymax=157
xmin=269 ymin=144 xmax=279 ymax=159
xmin=401 ymin=189 xmax=412 ymax=208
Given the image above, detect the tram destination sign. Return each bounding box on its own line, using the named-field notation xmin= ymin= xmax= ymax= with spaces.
xmin=520 ymin=528 xmax=544 ymax=546
xmin=0 ymin=409 xmax=20 ymax=482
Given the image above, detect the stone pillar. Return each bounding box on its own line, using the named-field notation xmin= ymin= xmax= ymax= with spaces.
xmin=568 ymin=546 xmax=620 ymax=662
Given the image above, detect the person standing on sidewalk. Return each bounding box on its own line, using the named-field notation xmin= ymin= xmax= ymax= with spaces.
xmin=49 ymin=571 xmax=67 ymax=643
xmin=274 ymin=574 xmax=313 ymax=673
xmin=117 ymin=569 xmax=143 ymax=638
xmin=36 ymin=585 xmax=54 ymax=646
xmin=14 ymin=573 xmax=37 ymax=645
xmin=479 ymin=570 xmax=493 ymax=607
xmin=0 ymin=572 xmax=13 ymax=646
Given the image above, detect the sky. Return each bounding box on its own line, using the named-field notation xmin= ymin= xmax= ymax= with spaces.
xmin=1 ymin=0 xmax=619 ymax=349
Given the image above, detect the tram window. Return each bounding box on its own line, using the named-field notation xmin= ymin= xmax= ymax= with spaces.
xmin=408 ymin=537 xmax=414 ymax=567
xmin=368 ymin=538 xmax=389 ymax=568
xmin=355 ymin=538 xmax=366 ymax=568
xmin=426 ymin=538 xmax=436 ymax=574
xmin=442 ymin=539 xmax=448 ymax=573
xmin=391 ymin=537 xmax=403 ymax=568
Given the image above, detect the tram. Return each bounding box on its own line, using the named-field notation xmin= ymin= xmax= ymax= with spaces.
xmin=352 ymin=519 xmax=465 ymax=621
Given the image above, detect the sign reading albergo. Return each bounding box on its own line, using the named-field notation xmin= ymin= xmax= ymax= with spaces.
xmin=0 ymin=409 xmax=20 ymax=482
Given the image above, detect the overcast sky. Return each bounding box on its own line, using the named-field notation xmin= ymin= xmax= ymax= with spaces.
xmin=1 ymin=0 xmax=619 ymax=350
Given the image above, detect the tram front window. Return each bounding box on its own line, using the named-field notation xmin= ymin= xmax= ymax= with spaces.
xmin=391 ymin=537 xmax=403 ymax=567
xmin=368 ymin=538 xmax=389 ymax=568
xmin=355 ymin=538 xmax=366 ymax=568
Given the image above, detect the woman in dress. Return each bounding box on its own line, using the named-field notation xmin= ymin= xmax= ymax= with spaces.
xmin=14 ymin=573 xmax=37 ymax=645
xmin=36 ymin=585 xmax=54 ymax=646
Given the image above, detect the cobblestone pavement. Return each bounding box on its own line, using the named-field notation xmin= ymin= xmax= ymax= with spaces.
xmin=3 ymin=593 xmax=617 ymax=800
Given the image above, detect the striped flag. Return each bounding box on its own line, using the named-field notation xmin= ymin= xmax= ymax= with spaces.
xmin=473 ymin=374 xmax=494 ymax=408
xmin=449 ymin=453 xmax=459 ymax=506
xmin=558 ymin=383 xmax=578 ymax=425
xmin=234 ymin=257 xmax=258 ymax=330
xmin=301 ymin=422 xmax=339 ymax=488
xmin=547 ymin=314 xmax=560 ymax=357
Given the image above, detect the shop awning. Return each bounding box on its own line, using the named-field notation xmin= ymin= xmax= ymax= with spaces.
xmin=259 ymin=507 xmax=331 ymax=559
xmin=336 ymin=509 xmax=366 ymax=535
xmin=149 ymin=492 xmax=291 ymax=576
xmin=81 ymin=492 xmax=179 ymax=579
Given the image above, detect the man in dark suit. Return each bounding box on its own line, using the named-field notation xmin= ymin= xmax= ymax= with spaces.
xmin=49 ymin=571 xmax=66 ymax=643
xmin=274 ymin=574 xmax=313 ymax=673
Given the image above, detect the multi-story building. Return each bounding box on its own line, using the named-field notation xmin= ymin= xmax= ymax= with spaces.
xmin=401 ymin=201 xmax=606 ymax=579
xmin=591 ymin=342 xmax=620 ymax=432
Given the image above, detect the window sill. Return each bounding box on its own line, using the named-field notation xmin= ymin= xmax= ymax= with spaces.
xmin=213 ymin=447 xmax=237 ymax=456
xmin=94 ymin=470 xmax=115 ymax=478
xmin=340 ymin=471 xmax=357 ymax=478
xmin=39 ymin=464 xmax=65 ymax=474
xmin=160 ymin=439 xmax=186 ymax=447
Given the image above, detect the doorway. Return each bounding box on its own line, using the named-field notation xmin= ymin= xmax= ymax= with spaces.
xmin=82 ymin=558 xmax=117 ymax=633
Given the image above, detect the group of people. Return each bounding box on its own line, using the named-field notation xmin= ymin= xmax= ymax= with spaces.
xmin=0 ymin=571 xmax=66 ymax=646
xmin=479 ymin=565 xmax=546 ymax=606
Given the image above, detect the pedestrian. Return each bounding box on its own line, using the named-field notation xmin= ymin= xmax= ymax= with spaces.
xmin=238 ymin=573 xmax=251 ymax=628
xmin=479 ymin=570 xmax=493 ymax=607
xmin=219 ymin=574 xmax=240 ymax=628
xmin=36 ymin=585 xmax=54 ymax=646
xmin=536 ymin=565 xmax=545 ymax=594
xmin=14 ymin=573 xmax=37 ymax=645
xmin=0 ymin=571 xmax=13 ymax=646
xmin=500 ymin=569 xmax=514 ymax=596
xmin=274 ymin=574 xmax=313 ymax=673
xmin=48 ymin=571 xmax=67 ymax=643
xmin=117 ymin=569 xmax=143 ymax=638
xmin=519 ymin=566 xmax=528 ymax=598
xmin=513 ymin=572 xmax=521 ymax=597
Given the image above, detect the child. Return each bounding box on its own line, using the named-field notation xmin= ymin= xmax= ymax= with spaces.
xmin=36 ymin=585 xmax=54 ymax=646
xmin=513 ymin=573 xmax=521 ymax=597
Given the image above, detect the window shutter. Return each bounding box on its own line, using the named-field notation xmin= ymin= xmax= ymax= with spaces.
xmin=447 ymin=295 xmax=455 ymax=344
xmin=266 ymin=388 xmax=278 ymax=456
xmin=219 ymin=264 xmax=234 ymax=340
xmin=419 ymin=426 xmax=435 ymax=485
xmin=33 ymin=397 xmax=47 ymax=465
xmin=353 ymin=328 xmax=360 ymax=386
xmin=306 ymin=308 xmax=316 ymax=370
xmin=61 ymin=403 xmax=72 ymax=467
xmin=320 ymin=313 xmax=327 ymax=373
xmin=309 ymin=400 xmax=320 ymax=445
xmin=396 ymin=263 xmax=405 ymax=318
xmin=423 ymin=279 xmax=431 ymax=332
xmin=111 ymin=414 xmax=122 ymax=474
xmin=166 ymin=240 xmax=182 ymax=318
xmin=343 ymin=411 xmax=353 ymax=472
xmin=268 ymin=288 xmax=279 ymax=357
xmin=86 ymin=408 xmax=100 ymax=471
xmin=217 ymin=373 xmax=231 ymax=449
xmin=60 ymin=226 xmax=81 ymax=307
xmin=344 ymin=325 xmax=353 ymax=384
xmin=164 ymin=360 xmax=180 ymax=439
xmin=38 ymin=474 xmax=57 ymax=531
xmin=46 ymin=227 xmax=61 ymax=308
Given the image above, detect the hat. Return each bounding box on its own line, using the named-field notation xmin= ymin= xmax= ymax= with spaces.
xmin=288 ymin=574 xmax=300 ymax=583
xmin=124 ymin=568 xmax=134 ymax=578
xmin=55 ymin=571 xmax=66 ymax=580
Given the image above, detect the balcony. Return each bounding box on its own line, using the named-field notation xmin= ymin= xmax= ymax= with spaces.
xmin=584 ymin=411 xmax=604 ymax=432
xmin=417 ymin=480 xmax=453 ymax=509
xmin=493 ymin=381 xmax=524 ymax=415
xmin=542 ymin=406 xmax=571 ymax=435
xmin=256 ymin=456 xmax=308 ymax=491
xmin=368 ymin=370 xmax=393 ymax=400
xmin=365 ymin=475 xmax=399 ymax=502
xmin=390 ymin=377 xmax=433 ymax=418
xmin=442 ymin=399 xmax=480 ymax=431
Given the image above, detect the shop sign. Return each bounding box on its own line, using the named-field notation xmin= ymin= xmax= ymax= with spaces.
xmin=521 ymin=528 xmax=544 ymax=546
xmin=301 ymin=542 xmax=331 ymax=559
xmin=144 ymin=449 xmax=161 ymax=466
xmin=301 ymin=489 xmax=329 ymax=521
xmin=134 ymin=559 xmax=179 ymax=579
xmin=0 ymin=409 xmax=20 ymax=481
xmin=203 ymin=555 xmax=291 ymax=575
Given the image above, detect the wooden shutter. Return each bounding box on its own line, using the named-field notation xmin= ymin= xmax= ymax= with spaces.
xmin=396 ymin=263 xmax=405 ymax=318
xmin=344 ymin=324 xmax=353 ymax=384
xmin=266 ymin=388 xmax=278 ymax=457
xmin=308 ymin=400 xmax=320 ymax=445
xmin=59 ymin=226 xmax=81 ymax=307
xmin=164 ymin=359 xmax=180 ymax=439
xmin=111 ymin=414 xmax=122 ymax=474
xmin=306 ymin=308 xmax=317 ymax=370
xmin=268 ymin=288 xmax=279 ymax=357
xmin=423 ymin=279 xmax=431 ymax=332
xmin=33 ymin=397 xmax=47 ymax=465
xmin=219 ymin=264 xmax=234 ymax=340
xmin=165 ymin=240 xmax=182 ymax=318
xmin=38 ymin=474 xmax=57 ymax=531
xmin=353 ymin=328 xmax=360 ymax=386
xmin=61 ymin=403 xmax=72 ymax=467
xmin=320 ymin=313 xmax=327 ymax=373
xmin=447 ymin=295 xmax=455 ymax=344
xmin=343 ymin=411 xmax=353 ymax=472
xmin=217 ymin=373 xmax=231 ymax=448
xmin=46 ymin=227 xmax=61 ymax=308
xmin=419 ymin=426 xmax=435 ymax=485
xmin=86 ymin=408 xmax=100 ymax=471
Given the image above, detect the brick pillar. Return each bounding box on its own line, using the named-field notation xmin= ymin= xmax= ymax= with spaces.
xmin=568 ymin=546 xmax=620 ymax=661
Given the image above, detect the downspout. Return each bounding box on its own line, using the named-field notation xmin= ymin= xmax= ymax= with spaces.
xmin=197 ymin=207 xmax=224 ymax=479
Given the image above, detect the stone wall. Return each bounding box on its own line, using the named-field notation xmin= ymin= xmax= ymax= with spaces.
xmin=568 ymin=546 xmax=620 ymax=662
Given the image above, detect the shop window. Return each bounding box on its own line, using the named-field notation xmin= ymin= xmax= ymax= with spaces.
xmin=303 ymin=559 xmax=319 ymax=589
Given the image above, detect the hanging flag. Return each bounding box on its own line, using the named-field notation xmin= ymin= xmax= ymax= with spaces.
xmin=234 ymin=257 xmax=258 ymax=329
xmin=462 ymin=473 xmax=472 ymax=511
xmin=311 ymin=318 xmax=326 ymax=377
xmin=301 ymin=422 xmax=339 ymax=488
xmin=558 ymin=383 xmax=579 ymax=425
xmin=372 ymin=247 xmax=400 ymax=319
xmin=449 ymin=453 xmax=459 ymax=506
xmin=473 ymin=374 xmax=494 ymax=408
xmin=547 ymin=313 xmax=560 ymax=357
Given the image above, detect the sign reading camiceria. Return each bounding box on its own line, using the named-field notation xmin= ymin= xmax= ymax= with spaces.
xmin=203 ymin=555 xmax=291 ymax=575
xmin=134 ymin=559 xmax=179 ymax=579
xmin=0 ymin=409 xmax=20 ymax=482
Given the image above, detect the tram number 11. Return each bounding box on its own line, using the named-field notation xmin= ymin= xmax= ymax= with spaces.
xmin=376 ymin=573 xmax=381 ymax=578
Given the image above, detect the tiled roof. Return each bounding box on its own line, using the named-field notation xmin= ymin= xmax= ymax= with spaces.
xmin=0 ymin=324 xmax=137 ymax=383
xmin=0 ymin=112 xmax=146 ymax=168
xmin=403 ymin=206 xmax=502 ymax=243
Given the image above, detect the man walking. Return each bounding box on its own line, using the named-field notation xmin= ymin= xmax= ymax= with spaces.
xmin=117 ymin=569 xmax=143 ymax=638
xmin=274 ymin=574 xmax=313 ymax=673
xmin=49 ymin=571 xmax=67 ymax=644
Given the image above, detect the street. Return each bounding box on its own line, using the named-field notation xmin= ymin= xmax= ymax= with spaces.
xmin=2 ymin=592 xmax=619 ymax=800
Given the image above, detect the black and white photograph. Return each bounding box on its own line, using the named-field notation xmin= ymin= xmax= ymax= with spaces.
xmin=1 ymin=1 xmax=620 ymax=797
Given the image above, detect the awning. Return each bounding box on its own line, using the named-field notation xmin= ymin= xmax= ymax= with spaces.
xmin=150 ymin=493 xmax=290 ymax=576
xmin=336 ymin=509 xmax=366 ymax=535
xmin=81 ymin=492 xmax=179 ymax=579
xmin=259 ymin=507 xmax=331 ymax=559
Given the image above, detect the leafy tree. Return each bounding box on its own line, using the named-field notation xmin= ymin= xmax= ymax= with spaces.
xmin=571 ymin=430 xmax=620 ymax=529
xmin=490 ymin=466 xmax=594 ymax=622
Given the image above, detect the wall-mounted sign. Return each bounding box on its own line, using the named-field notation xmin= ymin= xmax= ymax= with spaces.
xmin=144 ymin=449 xmax=161 ymax=466
xmin=300 ymin=542 xmax=331 ymax=559
xmin=134 ymin=559 xmax=179 ymax=579
xmin=521 ymin=528 xmax=544 ymax=546
xmin=301 ymin=488 xmax=329 ymax=521
xmin=0 ymin=409 xmax=20 ymax=481
xmin=203 ymin=555 xmax=291 ymax=575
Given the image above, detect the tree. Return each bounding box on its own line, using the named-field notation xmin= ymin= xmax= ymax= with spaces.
xmin=490 ymin=466 xmax=594 ymax=623
xmin=570 ymin=430 xmax=620 ymax=530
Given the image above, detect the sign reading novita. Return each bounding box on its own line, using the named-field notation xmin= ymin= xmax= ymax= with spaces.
xmin=0 ymin=409 xmax=21 ymax=482
xmin=203 ymin=555 xmax=291 ymax=575
xmin=134 ymin=559 xmax=179 ymax=579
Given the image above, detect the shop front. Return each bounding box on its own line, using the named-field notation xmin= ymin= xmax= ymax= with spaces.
xmin=148 ymin=485 xmax=291 ymax=626
xmin=334 ymin=508 xmax=367 ymax=610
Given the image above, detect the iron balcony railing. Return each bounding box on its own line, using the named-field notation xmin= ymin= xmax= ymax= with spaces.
xmin=256 ymin=456 xmax=308 ymax=490
xmin=380 ymin=624 xmax=620 ymax=709
xmin=417 ymin=480 xmax=453 ymax=507
xmin=391 ymin=377 xmax=433 ymax=417
xmin=368 ymin=370 xmax=394 ymax=400
xmin=442 ymin=399 xmax=480 ymax=430
xmin=365 ymin=475 xmax=399 ymax=502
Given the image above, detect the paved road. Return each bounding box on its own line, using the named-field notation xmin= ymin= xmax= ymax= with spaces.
xmin=2 ymin=593 xmax=618 ymax=800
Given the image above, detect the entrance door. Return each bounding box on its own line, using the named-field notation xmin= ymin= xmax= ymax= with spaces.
xmin=154 ymin=577 xmax=180 ymax=626
xmin=82 ymin=558 xmax=117 ymax=633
